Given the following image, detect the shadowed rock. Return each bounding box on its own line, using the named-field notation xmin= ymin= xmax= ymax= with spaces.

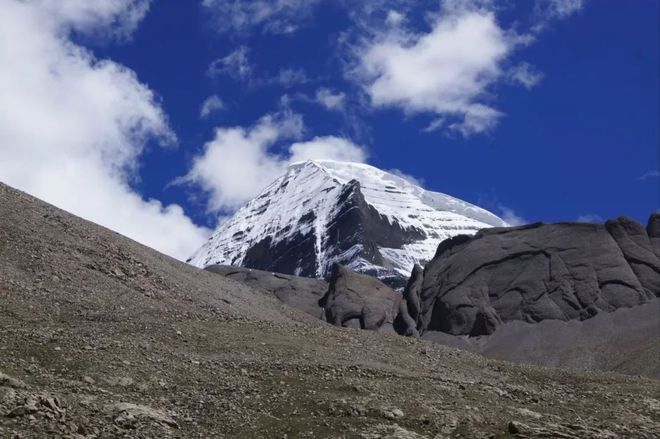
xmin=422 ymin=298 xmax=660 ymax=379
xmin=646 ymin=212 xmax=660 ymax=259
xmin=320 ymin=264 xmax=400 ymax=332
xmin=399 ymin=215 xmax=660 ymax=337
xmin=393 ymin=264 xmax=423 ymax=337
xmin=205 ymin=264 xmax=401 ymax=333
xmin=204 ymin=265 xmax=327 ymax=319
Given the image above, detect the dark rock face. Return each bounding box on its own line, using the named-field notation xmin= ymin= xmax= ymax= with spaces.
xmin=205 ymin=264 xmax=401 ymax=333
xmin=320 ymin=265 xmax=400 ymax=332
xmin=646 ymin=212 xmax=660 ymax=259
xmin=398 ymin=215 xmax=660 ymax=337
xmin=324 ymin=181 xmax=425 ymax=272
xmin=393 ymin=264 xmax=423 ymax=337
xmin=421 ymin=298 xmax=660 ymax=379
xmin=242 ymin=233 xmax=320 ymax=280
xmin=237 ymin=180 xmax=424 ymax=289
xmin=204 ymin=265 xmax=327 ymax=319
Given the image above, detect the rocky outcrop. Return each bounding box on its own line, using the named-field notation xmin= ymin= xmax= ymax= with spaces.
xmin=393 ymin=264 xmax=423 ymax=337
xmin=424 ymin=298 xmax=660 ymax=379
xmin=397 ymin=215 xmax=660 ymax=337
xmin=204 ymin=216 xmax=660 ymax=376
xmin=205 ymin=265 xmax=327 ymax=318
xmin=206 ymin=264 xmax=400 ymax=332
xmin=320 ymin=265 xmax=400 ymax=332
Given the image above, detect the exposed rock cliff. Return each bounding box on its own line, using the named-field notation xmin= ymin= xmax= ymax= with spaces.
xmin=397 ymin=215 xmax=660 ymax=337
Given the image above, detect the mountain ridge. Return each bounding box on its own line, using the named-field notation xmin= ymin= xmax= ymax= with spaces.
xmin=189 ymin=159 xmax=506 ymax=287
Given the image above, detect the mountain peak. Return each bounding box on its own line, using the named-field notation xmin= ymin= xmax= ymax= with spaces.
xmin=188 ymin=161 xmax=506 ymax=287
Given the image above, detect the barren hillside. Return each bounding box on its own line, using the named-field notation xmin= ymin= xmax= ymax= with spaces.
xmin=1 ymin=182 xmax=658 ymax=438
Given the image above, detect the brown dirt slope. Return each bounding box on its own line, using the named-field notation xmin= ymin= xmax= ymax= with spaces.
xmin=0 ymin=182 xmax=659 ymax=438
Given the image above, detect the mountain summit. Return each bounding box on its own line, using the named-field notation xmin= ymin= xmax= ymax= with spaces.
xmin=188 ymin=160 xmax=506 ymax=287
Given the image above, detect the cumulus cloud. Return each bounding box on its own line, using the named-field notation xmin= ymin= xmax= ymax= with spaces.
xmin=179 ymin=112 xmax=367 ymax=212
xmin=202 ymin=0 xmax=322 ymax=35
xmin=353 ymin=3 xmax=514 ymax=137
xmin=36 ymin=0 xmax=152 ymax=41
xmin=315 ymin=88 xmax=346 ymax=111
xmin=200 ymin=95 xmax=225 ymax=119
xmin=349 ymin=0 xmax=585 ymax=136
xmin=0 ymin=0 xmax=210 ymax=260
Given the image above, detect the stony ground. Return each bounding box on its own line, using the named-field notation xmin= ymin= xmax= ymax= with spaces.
xmin=1 ymin=182 xmax=659 ymax=438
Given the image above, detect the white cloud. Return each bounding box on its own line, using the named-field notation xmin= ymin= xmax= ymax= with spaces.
xmin=508 ymin=62 xmax=543 ymax=89
xmin=385 ymin=10 xmax=405 ymax=26
xmin=639 ymin=170 xmax=660 ymax=181
xmin=353 ymin=3 xmax=515 ymax=137
xmin=202 ymin=0 xmax=322 ymax=35
xmin=35 ymin=0 xmax=152 ymax=41
xmin=532 ymin=0 xmax=586 ymax=32
xmin=208 ymin=46 xmax=251 ymax=80
xmin=576 ymin=213 xmax=604 ymax=223
xmin=315 ymin=88 xmax=346 ymax=111
xmin=207 ymin=49 xmax=309 ymax=89
xmin=498 ymin=205 xmax=526 ymax=226
xmin=535 ymin=0 xmax=585 ymax=21
xmin=422 ymin=118 xmax=446 ymax=133
xmin=200 ymin=95 xmax=225 ymax=119
xmin=0 ymin=0 xmax=210 ymax=260
xmin=179 ymin=112 xmax=367 ymax=212
xmin=289 ymin=136 xmax=367 ymax=163
xmin=349 ymin=0 xmax=585 ymax=136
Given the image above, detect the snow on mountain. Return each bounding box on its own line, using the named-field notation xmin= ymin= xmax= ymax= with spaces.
xmin=188 ymin=160 xmax=507 ymax=287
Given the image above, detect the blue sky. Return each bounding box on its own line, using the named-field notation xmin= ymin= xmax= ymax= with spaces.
xmin=1 ymin=0 xmax=658 ymax=259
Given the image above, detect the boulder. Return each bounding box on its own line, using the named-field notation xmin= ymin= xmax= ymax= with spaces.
xmin=399 ymin=215 xmax=660 ymax=337
xmin=0 ymin=371 xmax=26 ymax=389
xmin=393 ymin=264 xmax=423 ymax=337
xmin=320 ymin=264 xmax=400 ymax=331
xmin=106 ymin=403 xmax=179 ymax=429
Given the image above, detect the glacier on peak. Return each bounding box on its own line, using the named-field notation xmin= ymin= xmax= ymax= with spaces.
xmin=188 ymin=159 xmax=507 ymax=288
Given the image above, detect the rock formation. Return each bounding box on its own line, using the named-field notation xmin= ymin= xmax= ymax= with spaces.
xmin=205 ymin=265 xmax=327 ymax=319
xmin=203 ymin=214 xmax=660 ymax=377
xmin=397 ymin=215 xmax=660 ymax=337
xmin=206 ymin=264 xmax=400 ymax=332
xmin=319 ymin=264 xmax=400 ymax=332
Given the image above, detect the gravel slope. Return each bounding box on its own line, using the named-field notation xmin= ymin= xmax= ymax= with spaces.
xmin=1 ymin=182 xmax=659 ymax=438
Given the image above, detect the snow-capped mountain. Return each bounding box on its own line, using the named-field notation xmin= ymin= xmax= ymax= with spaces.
xmin=188 ymin=160 xmax=507 ymax=288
